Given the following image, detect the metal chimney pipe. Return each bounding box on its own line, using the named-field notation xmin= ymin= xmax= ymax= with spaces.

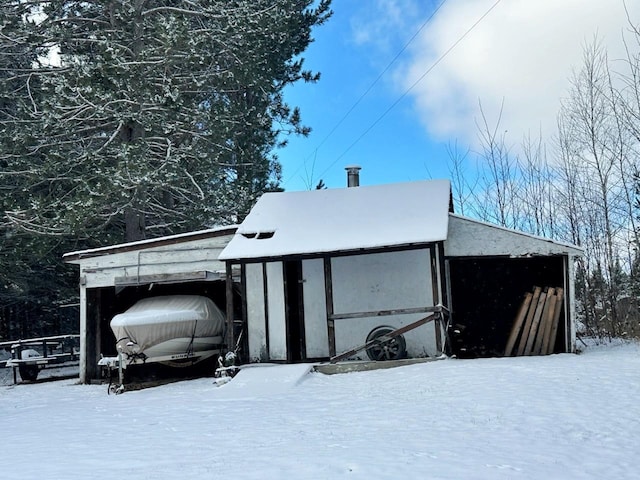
xmin=345 ymin=165 xmax=361 ymax=187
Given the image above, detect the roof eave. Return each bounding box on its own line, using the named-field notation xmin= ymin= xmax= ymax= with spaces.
xmin=63 ymin=226 xmax=238 ymax=264
xmin=219 ymin=239 xmax=445 ymax=263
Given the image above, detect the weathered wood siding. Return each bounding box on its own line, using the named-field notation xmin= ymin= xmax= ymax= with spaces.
xmin=445 ymin=215 xmax=581 ymax=257
xmin=78 ymin=234 xmax=233 ymax=288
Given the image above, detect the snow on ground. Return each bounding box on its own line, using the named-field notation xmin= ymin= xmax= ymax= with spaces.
xmin=1 ymin=342 xmax=639 ymax=480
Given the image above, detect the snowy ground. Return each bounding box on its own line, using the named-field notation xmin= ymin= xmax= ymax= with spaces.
xmin=1 ymin=366 xmax=79 ymax=385
xmin=1 ymin=341 xmax=639 ymax=479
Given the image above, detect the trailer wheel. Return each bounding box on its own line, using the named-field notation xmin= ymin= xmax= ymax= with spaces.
xmin=365 ymin=326 xmax=407 ymax=361
xmin=19 ymin=364 xmax=39 ymax=381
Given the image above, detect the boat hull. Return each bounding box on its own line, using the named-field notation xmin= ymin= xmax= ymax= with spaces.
xmin=110 ymin=295 xmax=226 ymax=366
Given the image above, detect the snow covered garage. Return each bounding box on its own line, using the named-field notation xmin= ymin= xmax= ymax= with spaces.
xmin=219 ymin=178 xmax=582 ymax=364
xmin=63 ymin=227 xmax=238 ymax=383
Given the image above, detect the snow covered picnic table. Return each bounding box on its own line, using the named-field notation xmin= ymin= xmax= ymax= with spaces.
xmin=1 ymin=340 xmax=639 ymax=479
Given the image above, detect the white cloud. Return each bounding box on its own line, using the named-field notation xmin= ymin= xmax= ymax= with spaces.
xmin=350 ymin=0 xmax=422 ymax=55
xmin=394 ymin=0 xmax=640 ymax=147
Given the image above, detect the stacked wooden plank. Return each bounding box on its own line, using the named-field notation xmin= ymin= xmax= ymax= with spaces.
xmin=504 ymin=286 xmax=564 ymax=356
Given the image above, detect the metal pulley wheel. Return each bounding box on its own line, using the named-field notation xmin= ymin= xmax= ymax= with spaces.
xmin=365 ymin=325 xmax=407 ymax=361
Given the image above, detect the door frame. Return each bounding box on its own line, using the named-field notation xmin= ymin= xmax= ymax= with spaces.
xmin=284 ymin=260 xmax=306 ymax=362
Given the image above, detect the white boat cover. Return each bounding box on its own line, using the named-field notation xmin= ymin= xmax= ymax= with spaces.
xmin=110 ymin=295 xmax=225 ymax=356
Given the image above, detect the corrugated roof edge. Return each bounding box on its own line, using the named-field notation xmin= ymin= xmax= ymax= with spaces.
xmin=62 ymin=225 xmax=238 ymax=263
xmin=448 ymin=213 xmax=584 ymax=254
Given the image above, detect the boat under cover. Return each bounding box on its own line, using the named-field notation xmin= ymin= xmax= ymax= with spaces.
xmin=110 ymin=295 xmax=225 ymax=364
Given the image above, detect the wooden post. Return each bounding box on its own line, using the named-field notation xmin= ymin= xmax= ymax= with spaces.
xmin=546 ymin=288 xmax=564 ymax=355
xmin=240 ymin=264 xmax=248 ymax=362
xmin=504 ymin=292 xmax=532 ymax=356
xmin=78 ymin=281 xmax=88 ymax=383
xmin=324 ymin=257 xmax=336 ymax=357
xmin=537 ymin=288 xmax=560 ymax=355
xmin=430 ymin=245 xmax=443 ymax=353
xmin=430 ymin=245 xmax=440 ymax=305
xmin=262 ymin=263 xmax=270 ymax=358
xmin=516 ymin=286 xmax=541 ymax=356
xmin=539 ymin=296 xmax=556 ymax=355
xmin=523 ymin=288 xmax=548 ymax=355
xmin=225 ymin=262 xmax=235 ymax=352
xmin=533 ymin=288 xmax=555 ymax=355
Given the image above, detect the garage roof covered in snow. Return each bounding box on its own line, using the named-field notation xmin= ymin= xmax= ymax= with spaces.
xmin=219 ymin=179 xmax=453 ymax=260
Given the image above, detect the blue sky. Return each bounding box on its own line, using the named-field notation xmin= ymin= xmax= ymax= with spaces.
xmin=277 ymin=0 xmax=639 ymax=192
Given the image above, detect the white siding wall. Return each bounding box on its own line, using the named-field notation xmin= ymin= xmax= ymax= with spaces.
xmin=245 ymin=263 xmax=267 ymax=362
xmin=302 ymin=259 xmax=329 ymax=358
xmin=331 ymin=250 xmax=433 ymax=313
xmin=266 ymin=262 xmax=287 ymax=360
xmin=331 ymin=249 xmax=439 ymax=359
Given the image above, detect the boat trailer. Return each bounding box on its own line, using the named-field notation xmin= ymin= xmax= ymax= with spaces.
xmin=0 ymin=334 xmax=80 ymax=383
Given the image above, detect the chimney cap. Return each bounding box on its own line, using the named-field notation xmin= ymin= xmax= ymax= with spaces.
xmin=345 ymin=165 xmax=361 ymax=187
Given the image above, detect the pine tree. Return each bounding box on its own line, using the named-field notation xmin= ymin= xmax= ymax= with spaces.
xmin=0 ymin=1 xmax=331 ymax=338
xmin=3 ymin=0 xmax=331 ymax=242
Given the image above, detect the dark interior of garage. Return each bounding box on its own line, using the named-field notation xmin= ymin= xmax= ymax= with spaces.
xmin=447 ymin=256 xmax=567 ymax=358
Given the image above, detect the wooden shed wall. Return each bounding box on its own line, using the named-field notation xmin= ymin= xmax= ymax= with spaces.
xmin=243 ymin=247 xmax=444 ymax=363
